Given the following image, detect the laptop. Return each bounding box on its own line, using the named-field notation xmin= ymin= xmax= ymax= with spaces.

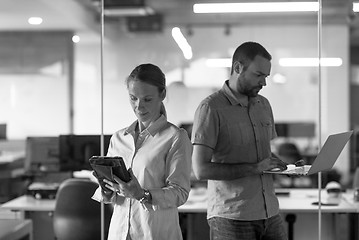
xmin=265 ymin=130 xmax=353 ymax=176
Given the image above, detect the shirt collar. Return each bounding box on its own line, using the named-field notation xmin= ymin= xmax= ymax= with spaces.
xmin=124 ymin=114 xmax=167 ymax=137
xmin=221 ymin=80 xmax=250 ymax=107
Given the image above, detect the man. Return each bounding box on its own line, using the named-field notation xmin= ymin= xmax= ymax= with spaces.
xmin=191 ymin=41 xmax=288 ymax=240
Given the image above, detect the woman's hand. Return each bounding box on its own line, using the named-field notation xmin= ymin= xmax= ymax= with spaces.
xmin=103 ymin=169 xmax=144 ymax=200
xmin=92 ymin=171 xmax=113 ymax=194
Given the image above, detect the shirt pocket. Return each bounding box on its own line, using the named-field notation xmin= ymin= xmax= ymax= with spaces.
xmin=260 ymin=120 xmax=273 ymax=141
xmin=227 ymin=123 xmax=251 ymax=146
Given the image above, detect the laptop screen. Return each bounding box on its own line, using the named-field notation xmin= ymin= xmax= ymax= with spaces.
xmin=308 ymin=131 xmax=353 ymax=175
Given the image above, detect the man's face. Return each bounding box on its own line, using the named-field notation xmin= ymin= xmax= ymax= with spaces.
xmin=237 ymin=55 xmax=271 ymax=97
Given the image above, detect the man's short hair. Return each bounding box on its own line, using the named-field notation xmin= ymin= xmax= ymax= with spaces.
xmin=231 ymin=42 xmax=272 ymax=75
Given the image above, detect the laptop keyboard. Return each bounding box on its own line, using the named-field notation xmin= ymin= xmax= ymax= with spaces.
xmin=282 ymin=168 xmax=306 ymax=174
xmin=281 ymin=165 xmax=310 ymax=175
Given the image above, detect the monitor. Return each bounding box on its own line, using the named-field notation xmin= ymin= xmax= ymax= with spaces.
xmin=0 ymin=123 xmax=6 ymax=140
xmin=275 ymin=122 xmax=315 ymax=138
xmin=59 ymin=135 xmax=112 ymax=171
xmin=25 ymin=136 xmax=60 ymax=173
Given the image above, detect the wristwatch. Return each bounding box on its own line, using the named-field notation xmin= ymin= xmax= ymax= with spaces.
xmin=139 ymin=189 xmax=151 ymax=204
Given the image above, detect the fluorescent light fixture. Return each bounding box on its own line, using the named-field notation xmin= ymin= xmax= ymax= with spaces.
xmin=205 ymin=57 xmax=343 ymax=68
xmin=193 ymin=2 xmax=319 ymax=13
xmin=279 ymin=58 xmax=343 ymax=67
xmin=91 ymin=0 xmax=155 ymax=16
xmin=172 ymin=27 xmax=193 ymax=60
xmin=28 ymin=17 xmax=43 ymax=25
xmin=206 ymin=58 xmax=231 ymax=68
xmin=354 ymin=2 xmax=359 ymax=12
xmin=103 ymin=6 xmax=154 ymax=16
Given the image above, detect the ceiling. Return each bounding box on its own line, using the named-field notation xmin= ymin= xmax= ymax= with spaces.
xmin=0 ymin=0 xmax=358 ymax=43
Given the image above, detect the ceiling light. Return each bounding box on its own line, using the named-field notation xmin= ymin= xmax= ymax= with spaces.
xmin=205 ymin=57 xmax=342 ymax=68
xmin=279 ymin=58 xmax=343 ymax=67
xmin=72 ymin=35 xmax=80 ymax=43
xmin=91 ymin=0 xmax=154 ymax=16
xmin=28 ymin=17 xmax=43 ymax=25
xmin=103 ymin=6 xmax=154 ymax=16
xmin=172 ymin=27 xmax=193 ymax=60
xmin=193 ymin=2 xmax=319 ymax=13
xmin=353 ymin=2 xmax=359 ymax=12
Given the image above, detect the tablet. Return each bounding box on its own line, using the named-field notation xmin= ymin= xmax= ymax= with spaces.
xmin=89 ymin=156 xmax=131 ymax=183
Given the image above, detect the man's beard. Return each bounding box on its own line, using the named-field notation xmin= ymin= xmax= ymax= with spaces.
xmin=245 ymin=86 xmax=262 ymax=97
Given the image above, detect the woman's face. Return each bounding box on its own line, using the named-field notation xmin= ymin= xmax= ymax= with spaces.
xmin=128 ymin=80 xmax=164 ymax=129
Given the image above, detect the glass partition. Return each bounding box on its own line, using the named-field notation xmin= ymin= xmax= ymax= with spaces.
xmin=321 ymin=0 xmax=351 ymax=181
xmin=0 ymin=0 xmax=356 ymax=240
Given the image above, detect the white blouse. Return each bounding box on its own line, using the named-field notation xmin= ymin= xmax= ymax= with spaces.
xmin=92 ymin=115 xmax=192 ymax=240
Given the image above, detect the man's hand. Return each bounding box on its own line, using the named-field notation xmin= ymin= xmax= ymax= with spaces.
xmin=294 ymin=159 xmax=305 ymax=166
xmin=257 ymin=156 xmax=288 ymax=173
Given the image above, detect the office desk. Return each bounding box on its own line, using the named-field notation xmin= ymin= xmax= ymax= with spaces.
xmin=2 ymin=189 xmax=358 ymax=240
xmin=1 ymin=196 xmax=55 ymax=213
xmin=180 ymin=188 xmax=359 ymax=213
xmin=278 ymin=189 xmax=357 ymax=213
xmin=1 ymin=196 xmax=55 ymax=240
xmin=277 ymin=189 xmax=358 ymax=240
xmin=0 ymin=219 xmax=32 ymax=240
xmin=179 ymin=188 xmax=359 ymax=240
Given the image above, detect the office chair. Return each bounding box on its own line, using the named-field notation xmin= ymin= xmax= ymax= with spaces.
xmin=53 ymin=178 xmax=112 ymax=240
xmin=277 ymin=142 xmax=302 ymax=164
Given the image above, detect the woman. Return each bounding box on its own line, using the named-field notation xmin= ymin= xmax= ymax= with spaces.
xmin=92 ymin=63 xmax=192 ymax=240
